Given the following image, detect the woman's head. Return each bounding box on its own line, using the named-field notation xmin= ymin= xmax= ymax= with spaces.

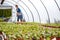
xmin=15 ymin=5 xmax=18 ymax=8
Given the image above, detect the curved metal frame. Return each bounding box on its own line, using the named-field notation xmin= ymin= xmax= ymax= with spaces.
xmin=54 ymin=0 xmax=60 ymax=11
xmin=28 ymin=0 xmax=41 ymax=23
xmin=4 ymin=0 xmax=60 ymax=23
xmin=40 ymin=0 xmax=50 ymax=23
xmin=20 ymin=0 xmax=34 ymax=22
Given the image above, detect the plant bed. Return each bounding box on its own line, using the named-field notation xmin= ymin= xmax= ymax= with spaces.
xmin=41 ymin=23 xmax=60 ymax=28
xmin=0 ymin=22 xmax=60 ymax=40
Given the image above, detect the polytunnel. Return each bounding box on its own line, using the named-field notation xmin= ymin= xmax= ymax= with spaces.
xmin=0 ymin=0 xmax=60 ymax=23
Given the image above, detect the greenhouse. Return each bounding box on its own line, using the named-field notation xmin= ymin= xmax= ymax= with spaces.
xmin=0 ymin=0 xmax=60 ymax=40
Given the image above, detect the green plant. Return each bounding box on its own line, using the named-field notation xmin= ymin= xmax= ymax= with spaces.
xmin=0 ymin=22 xmax=60 ymax=40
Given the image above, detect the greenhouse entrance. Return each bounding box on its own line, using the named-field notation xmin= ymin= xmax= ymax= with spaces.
xmin=0 ymin=6 xmax=12 ymax=22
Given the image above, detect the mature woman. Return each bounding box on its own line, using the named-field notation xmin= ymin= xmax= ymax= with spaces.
xmin=15 ymin=5 xmax=23 ymax=23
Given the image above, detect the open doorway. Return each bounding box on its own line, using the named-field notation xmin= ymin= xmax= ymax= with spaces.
xmin=0 ymin=6 xmax=12 ymax=22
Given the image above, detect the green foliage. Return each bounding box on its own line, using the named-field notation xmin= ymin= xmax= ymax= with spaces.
xmin=0 ymin=18 xmax=4 ymax=22
xmin=0 ymin=22 xmax=60 ymax=40
xmin=0 ymin=9 xmax=12 ymax=17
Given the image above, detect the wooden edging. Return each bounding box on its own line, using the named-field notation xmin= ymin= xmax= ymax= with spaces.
xmin=41 ymin=25 xmax=60 ymax=28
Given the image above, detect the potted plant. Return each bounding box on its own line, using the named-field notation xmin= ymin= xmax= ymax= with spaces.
xmin=44 ymin=29 xmax=51 ymax=40
xmin=32 ymin=36 xmax=37 ymax=40
xmin=14 ymin=33 xmax=24 ymax=40
xmin=50 ymin=35 xmax=56 ymax=40
xmin=56 ymin=32 xmax=60 ymax=40
xmin=50 ymin=30 xmax=57 ymax=40
xmin=40 ymin=35 xmax=45 ymax=40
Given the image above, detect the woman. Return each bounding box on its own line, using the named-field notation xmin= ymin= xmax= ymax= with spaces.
xmin=15 ymin=5 xmax=23 ymax=23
